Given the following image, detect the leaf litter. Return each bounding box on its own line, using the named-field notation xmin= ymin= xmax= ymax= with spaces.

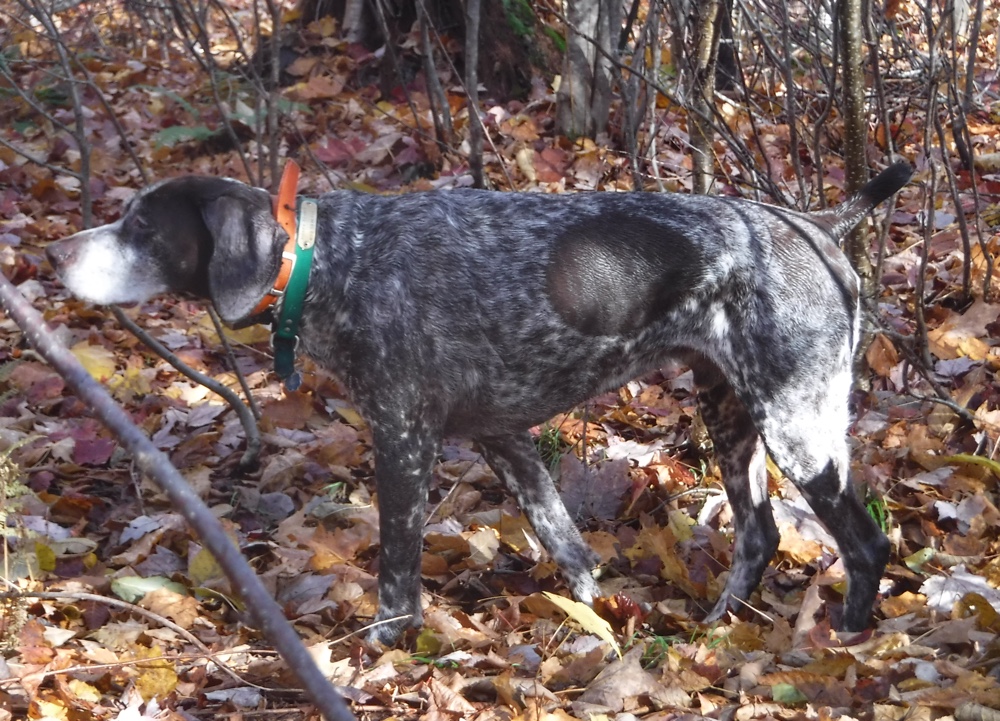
xmin=1 ymin=3 xmax=1000 ymax=720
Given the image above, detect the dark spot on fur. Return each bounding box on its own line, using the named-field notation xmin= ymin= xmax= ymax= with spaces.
xmin=546 ymin=213 xmax=706 ymax=335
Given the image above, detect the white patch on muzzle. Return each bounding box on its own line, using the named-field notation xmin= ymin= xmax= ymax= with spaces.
xmin=56 ymin=221 xmax=169 ymax=305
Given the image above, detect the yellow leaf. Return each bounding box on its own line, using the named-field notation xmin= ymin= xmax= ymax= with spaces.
xmin=516 ymin=147 xmax=537 ymax=182
xmin=195 ymin=314 xmax=270 ymax=345
xmin=107 ymin=356 xmax=152 ymax=400
xmin=134 ymin=646 xmax=178 ymax=701
xmin=880 ymin=591 xmax=928 ymax=618
xmin=67 ymin=679 xmax=102 ymax=702
xmin=35 ymin=699 xmax=69 ymax=719
xmin=333 ymin=404 xmax=366 ymax=428
xmin=624 ymin=526 xmax=702 ymax=599
xmin=70 ymin=341 xmax=117 ymax=382
xmin=188 ymin=547 xmax=224 ymax=586
xmin=667 ymin=509 xmax=694 ymax=542
xmin=777 ymin=523 xmax=824 ymax=565
xmin=309 ymin=15 xmax=337 ymax=37
xmin=415 ymin=627 xmax=442 ymax=656
xmin=542 ymin=592 xmax=621 ymax=659
xmin=34 ymin=541 xmax=56 ymax=572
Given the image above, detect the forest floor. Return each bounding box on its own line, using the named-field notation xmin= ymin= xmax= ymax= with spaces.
xmin=3 ymin=3 xmax=1000 ymax=721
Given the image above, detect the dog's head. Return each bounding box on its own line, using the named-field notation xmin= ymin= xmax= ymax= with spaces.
xmin=46 ymin=177 xmax=286 ymax=327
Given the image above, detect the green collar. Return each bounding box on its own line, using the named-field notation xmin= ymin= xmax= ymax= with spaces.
xmin=272 ymin=198 xmax=318 ymax=391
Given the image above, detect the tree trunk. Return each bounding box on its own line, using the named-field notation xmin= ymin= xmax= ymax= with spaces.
xmin=464 ymin=0 xmax=484 ymax=187
xmin=839 ymin=0 xmax=874 ymax=381
xmin=839 ymin=0 xmax=873 ymax=293
xmin=556 ymin=0 xmax=622 ymax=138
xmin=715 ymin=0 xmax=738 ymax=91
xmin=691 ymin=0 xmax=721 ymax=195
xmin=341 ymin=0 xmax=366 ymax=43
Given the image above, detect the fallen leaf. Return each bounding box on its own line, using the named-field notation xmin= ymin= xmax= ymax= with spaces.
xmin=111 ymin=576 xmax=188 ymax=604
xmin=542 ymin=592 xmax=621 ymax=659
xmin=927 ymin=301 xmax=998 ymax=360
xmin=572 ymin=647 xmax=674 ymax=714
xmin=70 ymin=341 xmax=117 ymax=382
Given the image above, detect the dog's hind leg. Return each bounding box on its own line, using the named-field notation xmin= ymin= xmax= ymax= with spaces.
xmin=696 ymin=374 xmax=781 ymax=623
xmin=748 ymin=378 xmax=890 ymax=632
xmin=477 ymin=433 xmax=602 ymax=603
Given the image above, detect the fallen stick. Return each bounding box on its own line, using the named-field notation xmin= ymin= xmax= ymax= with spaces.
xmin=0 ymin=272 xmax=354 ymax=721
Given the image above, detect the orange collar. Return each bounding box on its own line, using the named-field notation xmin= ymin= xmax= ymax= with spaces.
xmin=251 ymin=160 xmax=301 ymax=317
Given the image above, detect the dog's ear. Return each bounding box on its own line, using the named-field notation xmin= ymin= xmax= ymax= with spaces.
xmin=200 ymin=186 xmax=285 ymax=327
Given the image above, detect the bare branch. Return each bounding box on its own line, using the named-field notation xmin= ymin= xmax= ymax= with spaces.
xmin=110 ymin=307 xmax=261 ymax=471
xmin=0 ymin=272 xmax=355 ymax=721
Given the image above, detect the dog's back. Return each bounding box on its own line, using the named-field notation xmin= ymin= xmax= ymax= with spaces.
xmin=299 ymin=168 xmax=908 ymax=437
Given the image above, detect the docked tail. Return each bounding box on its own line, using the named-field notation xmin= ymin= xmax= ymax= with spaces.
xmin=817 ymin=161 xmax=913 ymax=239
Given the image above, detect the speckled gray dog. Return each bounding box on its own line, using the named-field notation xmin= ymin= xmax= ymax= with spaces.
xmin=47 ymin=162 xmax=912 ymax=644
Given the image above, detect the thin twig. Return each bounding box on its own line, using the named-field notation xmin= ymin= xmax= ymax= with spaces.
xmin=464 ymin=0 xmax=484 ymax=188
xmin=111 ymin=307 xmax=261 ymax=470
xmin=416 ymin=0 xmax=453 ymax=146
xmin=209 ymin=306 xmax=262 ymax=421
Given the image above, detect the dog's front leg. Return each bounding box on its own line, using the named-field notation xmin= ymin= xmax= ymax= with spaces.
xmin=477 ymin=433 xmax=602 ymax=603
xmin=366 ymin=419 xmax=440 ymax=646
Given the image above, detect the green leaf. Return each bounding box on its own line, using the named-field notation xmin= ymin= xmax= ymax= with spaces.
xmin=152 ymin=125 xmax=216 ymax=148
xmin=543 ymin=26 xmax=566 ymax=53
xmin=111 ymin=576 xmax=188 ymax=603
xmin=771 ymin=682 xmax=808 ymax=704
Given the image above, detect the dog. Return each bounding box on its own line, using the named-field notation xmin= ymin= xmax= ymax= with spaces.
xmin=46 ymin=161 xmax=912 ymax=644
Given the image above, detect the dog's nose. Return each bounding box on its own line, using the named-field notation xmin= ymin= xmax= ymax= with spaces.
xmin=46 ymin=237 xmax=78 ymax=272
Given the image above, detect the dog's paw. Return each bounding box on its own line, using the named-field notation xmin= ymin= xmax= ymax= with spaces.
xmin=365 ymin=609 xmax=420 ymax=647
xmin=837 ymin=603 xmax=873 ymax=634
xmin=569 ymin=572 xmax=602 ymax=606
xmin=703 ymin=593 xmax=736 ymax=624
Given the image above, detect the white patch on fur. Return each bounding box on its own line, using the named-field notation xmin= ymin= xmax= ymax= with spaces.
xmin=711 ymin=251 xmax=738 ymax=280
xmin=781 ymin=357 xmax=853 ymax=486
xmin=748 ymin=440 xmax=768 ymax=506
xmin=710 ymin=305 xmax=729 ymax=340
xmin=58 ymin=222 xmax=168 ymax=304
xmin=823 ymin=362 xmax=854 ymax=491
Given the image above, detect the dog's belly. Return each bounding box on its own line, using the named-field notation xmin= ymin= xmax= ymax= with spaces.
xmin=439 ymin=334 xmax=688 ymax=437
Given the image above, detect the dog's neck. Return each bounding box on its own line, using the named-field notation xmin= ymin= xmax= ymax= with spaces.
xmin=250 ymin=162 xmax=304 ymax=317
xmin=270 ymin=198 xmax=318 ymax=390
xmin=245 ymin=161 xmax=319 ymax=390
